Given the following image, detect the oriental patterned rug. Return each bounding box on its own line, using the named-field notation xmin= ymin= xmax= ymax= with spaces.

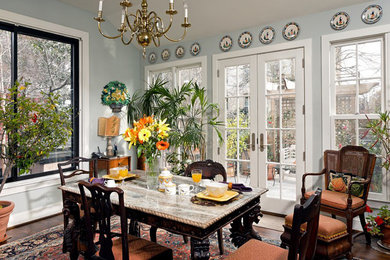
xmin=0 ymin=222 xmax=281 ymax=260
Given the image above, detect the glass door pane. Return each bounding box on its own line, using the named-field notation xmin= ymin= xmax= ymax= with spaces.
xmin=225 ymin=64 xmax=251 ymax=185
xmin=265 ymin=58 xmax=297 ymax=201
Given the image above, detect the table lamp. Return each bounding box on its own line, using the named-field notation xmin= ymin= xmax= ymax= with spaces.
xmin=98 ymin=116 xmax=120 ymax=157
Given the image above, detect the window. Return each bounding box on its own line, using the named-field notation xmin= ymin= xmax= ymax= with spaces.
xmin=329 ymin=37 xmax=384 ymax=198
xmin=0 ymin=22 xmax=79 ymax=182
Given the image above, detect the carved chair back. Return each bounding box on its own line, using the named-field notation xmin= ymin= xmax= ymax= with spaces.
xmin=58 ymin=157 xmax=98 ymax=186
xmin=323 ymin=145 xmax=376 ymax=202
xmin=184 ymin=159 xmax=227 ymax=182
xmin=289 ymin=188 xmax=322 ymax=260
xmin=78 ymin=181 xmax=129 ymax=260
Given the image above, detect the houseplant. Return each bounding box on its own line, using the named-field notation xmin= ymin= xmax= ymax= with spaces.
xmin=134 ymin=77 xmax=223 ymax=174
xmin=366 ymin=205 xmax=390 ymax=248
xmin=123 ymin=115 xmax=170 ymax=188
xmin=0 ymin=81 xmax=72 ymax=242
xmin=101 ymin=81 xmax=130 ymax=113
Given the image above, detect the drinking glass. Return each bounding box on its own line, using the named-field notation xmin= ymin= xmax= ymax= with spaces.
xmin=191 ymin=169 xmax=202 ymax=193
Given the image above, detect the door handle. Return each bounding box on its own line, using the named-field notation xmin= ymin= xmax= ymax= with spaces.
xmin=251 ymin=133 xmax=256 ymax=151
xmin=260 ymin=133 xmax=264 ymax=152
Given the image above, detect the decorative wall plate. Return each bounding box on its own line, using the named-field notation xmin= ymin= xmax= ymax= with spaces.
xmin=238 ymin=31 xmax=252 ymax=48
xmin=175 ymin=46 xmax=185 ymax=58
xmin=190 ymin=42 xmax=201 ymax=56
xmin=259 ymin=26 xmax=275 ymax=44
xmin=161 ymin=49 xmax=170 ymax=61
xmin=148 ymin=52 xmax=157 ymax=64
xmin=282 ymin=22 xmax=299 ymax=41
xmin=330 ymin=12 xmax=350 ymax=30
xmin=361 ymin=5 xmax=383 ymax=24
xmin=220 ymin=35 xmax=233 ymax=52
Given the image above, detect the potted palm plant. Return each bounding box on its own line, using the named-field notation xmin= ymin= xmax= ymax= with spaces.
xmin=0 ymin=81 xmax=72 ymax=242
xmin=131 ymin=77 xmax=223 ymax=174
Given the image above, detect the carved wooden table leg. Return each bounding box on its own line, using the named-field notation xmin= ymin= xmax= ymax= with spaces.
xmin=129 ymin=219 xmax=140 ymax=237
xmin=191 ymin=237 xmax=210 ymax=260
xmin=230 ymin=205 xmax=263 ymax=247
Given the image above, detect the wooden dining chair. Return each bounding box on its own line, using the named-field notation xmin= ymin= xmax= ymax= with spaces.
xmin=227 ymin=188 xmax=322 ymax=260
xmin=58 ymin=157 xmax=98 ymax=254
xmin=301 ymin=145 xmax=376 ymax=245
xmin=150 ymin=160 xmax=227 ymax=254
xmin=78 ymin=181 xmax=173 ymax=260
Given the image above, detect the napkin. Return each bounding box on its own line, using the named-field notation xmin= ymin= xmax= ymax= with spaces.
xmin=223 ymin=182 xmax=252 ymax=192
xmin=89 ymin=177 xmax=105 ymax=185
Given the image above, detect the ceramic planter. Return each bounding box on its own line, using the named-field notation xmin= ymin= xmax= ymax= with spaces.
xmin=382 ymin=225 xmax=390 ymax=247
xmin=109 ymin=103 xmax=124 ymax=113
xmin=0 ymin=200 xmax=15 ymax=242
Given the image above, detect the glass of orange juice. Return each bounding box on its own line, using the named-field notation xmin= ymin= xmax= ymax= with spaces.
xmin=191 ymin=169 xmax=202 ymax=192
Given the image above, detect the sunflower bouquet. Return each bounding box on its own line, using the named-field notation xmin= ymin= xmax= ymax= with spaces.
xmin=123 ymin=115 xmax=170 ymax=169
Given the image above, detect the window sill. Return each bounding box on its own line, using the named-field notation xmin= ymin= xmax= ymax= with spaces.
xmin=1 ymin=172 xmax=85 ymax=197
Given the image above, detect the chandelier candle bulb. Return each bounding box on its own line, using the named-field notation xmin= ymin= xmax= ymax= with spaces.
xmin=98 ymin=0 xmax=103 ymax=11
xmin=169 ymin=0 xmax=173 ymax=4
xmin=121 ymin=9 xmax=125 ymax=25
xmin=184 ymin=8 xmax=188 ymax=18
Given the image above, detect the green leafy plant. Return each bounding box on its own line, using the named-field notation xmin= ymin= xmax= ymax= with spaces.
xmin=0 ymin=81 xmax=73 ymax=194
xmin=365 ymin=111 xmax=390 ymax=170
xmin=366 ymin=205 xmax=390 ymax=236
xmin=130 ymin=77 xmax=224 ymax=174
xmin=101 ymin=81 xmax=130 ymax=106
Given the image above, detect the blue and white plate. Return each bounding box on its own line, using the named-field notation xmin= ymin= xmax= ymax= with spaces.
xmin=361 ymin=5 xmax=382 ymax=24
xmin=190 ymin=42 xmax=200 ymax=56
xmin=330 ymin=11 xmax=350 ymax=30
xmin=148 ymin=52 xmax=157 ymax=64
xmin=238 ymin=31 xmax=252 ymax=48
xmin=175 ymin=46 xmax=185 ymax=58
xmin=161 ymin=49 xmax=170 ymax=61
xmin=259 ymin=26 xmax=275 ymax=44
xmin=283 ymin=22 xmax=299 ymax=41
xmin=220 ymin=35 xmax=233 ymax=52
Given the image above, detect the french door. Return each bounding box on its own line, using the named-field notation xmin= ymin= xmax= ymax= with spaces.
xmin=217 ymin=48 xmax=305 ymax=214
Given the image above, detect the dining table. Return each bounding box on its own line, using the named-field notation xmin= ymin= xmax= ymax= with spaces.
xmin=59 ymin=170 xmax=268 ymax=260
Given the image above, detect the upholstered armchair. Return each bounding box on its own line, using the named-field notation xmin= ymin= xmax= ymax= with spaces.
xmin=301 ymin=145 xmax=376 ymax=245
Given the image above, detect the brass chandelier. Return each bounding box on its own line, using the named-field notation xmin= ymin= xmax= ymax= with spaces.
xmin=94 ymin=0 xmax=191 ymax=57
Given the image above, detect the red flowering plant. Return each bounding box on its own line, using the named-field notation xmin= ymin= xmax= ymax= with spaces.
xmin=366 ymin=205 xmax=390 ymax=236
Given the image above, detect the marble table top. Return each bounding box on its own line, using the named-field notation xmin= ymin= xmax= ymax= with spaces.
xmin=59 ymin=170 xmax=267 ymax=229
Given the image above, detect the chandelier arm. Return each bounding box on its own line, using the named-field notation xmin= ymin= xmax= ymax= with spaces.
xmin=155 ymin=16 xmax=174 ymax=37
xmin=123 ymin=8 xmax=138 ymax=33
xmin=125 ymin=13 xmax=138 ymax=33
xmin=97 ymin=22 xmax=122 ymax=39
xmin=120 ymin=32 xmax=135 ymax=45
xmin=152 ymin=35 xmax=160 ymax=47
xmin=163 ymin=27 xmax=188 ymax=42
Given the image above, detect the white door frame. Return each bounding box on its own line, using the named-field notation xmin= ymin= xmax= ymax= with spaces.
xmin=213 ymin=39 xmax=313 ymax=190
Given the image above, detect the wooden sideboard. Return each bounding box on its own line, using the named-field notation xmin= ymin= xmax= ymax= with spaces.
xmin=89 ymin=155 xmax=131 ymax=175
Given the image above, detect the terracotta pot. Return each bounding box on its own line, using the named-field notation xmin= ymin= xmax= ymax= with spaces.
xmin=0 ymin=201 xmax=15 ymax=243
xmin=382 ymin=225 xmax=390 ymax=247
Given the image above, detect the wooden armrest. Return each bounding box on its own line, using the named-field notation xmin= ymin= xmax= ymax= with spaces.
xmin=345 ymin=178 xmax=371 ymax=207
xmin=301 ymin=169 xmax=326 ymax=198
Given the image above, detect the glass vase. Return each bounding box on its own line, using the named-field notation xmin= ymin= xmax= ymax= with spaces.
xmin=145 ymin=156 xmax=160 ymax=190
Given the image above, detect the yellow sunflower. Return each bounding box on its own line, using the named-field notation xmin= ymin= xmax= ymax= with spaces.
xmin=138 ymin=128 xmax=151 ymax=142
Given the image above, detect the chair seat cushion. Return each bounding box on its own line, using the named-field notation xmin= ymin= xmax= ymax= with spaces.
xmin=111 ymin=234 xmax=172 ymax=260
xmin=285 ymin=214 xmax=347 ymax=242
xmin=227 ymin=239 xmax=288 ymax=260
xmin=305 ymin=190 xmax=364 ymax=210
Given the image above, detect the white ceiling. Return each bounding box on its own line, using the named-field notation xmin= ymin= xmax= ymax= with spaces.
xmin=59 ymin=0 xmax=371 ymax=46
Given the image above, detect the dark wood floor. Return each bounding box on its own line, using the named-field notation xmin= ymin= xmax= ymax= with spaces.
xmin=2 ymin=213 xmax=390 ymax=259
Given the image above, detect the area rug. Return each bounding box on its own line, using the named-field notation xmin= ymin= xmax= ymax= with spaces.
xmin=0 ymin=222 xmax=280 ymax=260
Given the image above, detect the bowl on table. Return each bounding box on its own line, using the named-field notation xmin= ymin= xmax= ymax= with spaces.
xmin=205 ymin=182 xmax=228 ymax=198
